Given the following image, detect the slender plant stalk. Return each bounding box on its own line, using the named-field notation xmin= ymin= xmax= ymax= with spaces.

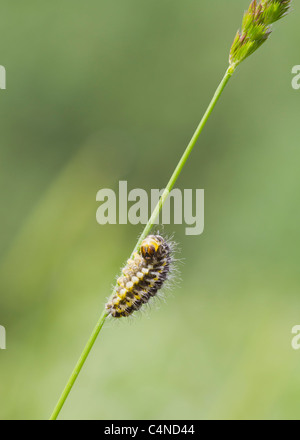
xmin=50 ymin=310 xmax=108 ymax=420
xmin=50 ymin=66 xmax=235 ymax=420
xmin=132 ymin=66 xmax=234 ymax=254
xmin=50 ymin=0 xmax=292 ymax=419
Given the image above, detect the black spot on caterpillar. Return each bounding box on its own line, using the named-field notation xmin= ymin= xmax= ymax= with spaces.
xmin=106 ymin=234 xmax=173 ymax=318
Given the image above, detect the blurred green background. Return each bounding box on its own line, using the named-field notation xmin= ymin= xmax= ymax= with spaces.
xmin=0 ymin=0 xmax=300 ymax=420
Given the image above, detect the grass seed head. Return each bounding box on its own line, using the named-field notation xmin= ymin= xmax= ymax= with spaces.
xmin=229 ymin=0 xmax=292 ymax=68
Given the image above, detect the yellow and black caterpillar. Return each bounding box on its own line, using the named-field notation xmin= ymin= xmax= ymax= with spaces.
xmin=106 ymin=235 xmax=172 ymax=318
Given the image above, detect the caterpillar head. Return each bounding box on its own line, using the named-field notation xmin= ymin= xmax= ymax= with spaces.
xmin=140 ymin=235 xmax=164 ymax=261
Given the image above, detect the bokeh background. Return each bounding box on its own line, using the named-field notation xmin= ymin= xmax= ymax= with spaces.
xmin=0 ymin=0 xmax=300 ymax=420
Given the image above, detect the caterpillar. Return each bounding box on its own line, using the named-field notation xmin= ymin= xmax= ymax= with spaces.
xmin=106 ymin=234 xmax=173 ymax=318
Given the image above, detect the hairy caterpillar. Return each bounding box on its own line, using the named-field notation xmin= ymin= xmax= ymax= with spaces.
xmin=106 ymin=235 xmax=173 ymax=318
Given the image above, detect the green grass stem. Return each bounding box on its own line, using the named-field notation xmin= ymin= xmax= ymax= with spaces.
xmin=49 ymin=66 xmax=234 ymax=420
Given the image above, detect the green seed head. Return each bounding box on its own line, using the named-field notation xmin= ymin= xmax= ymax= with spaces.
xmin=229 ymin=0 xmax=292 ymax=68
